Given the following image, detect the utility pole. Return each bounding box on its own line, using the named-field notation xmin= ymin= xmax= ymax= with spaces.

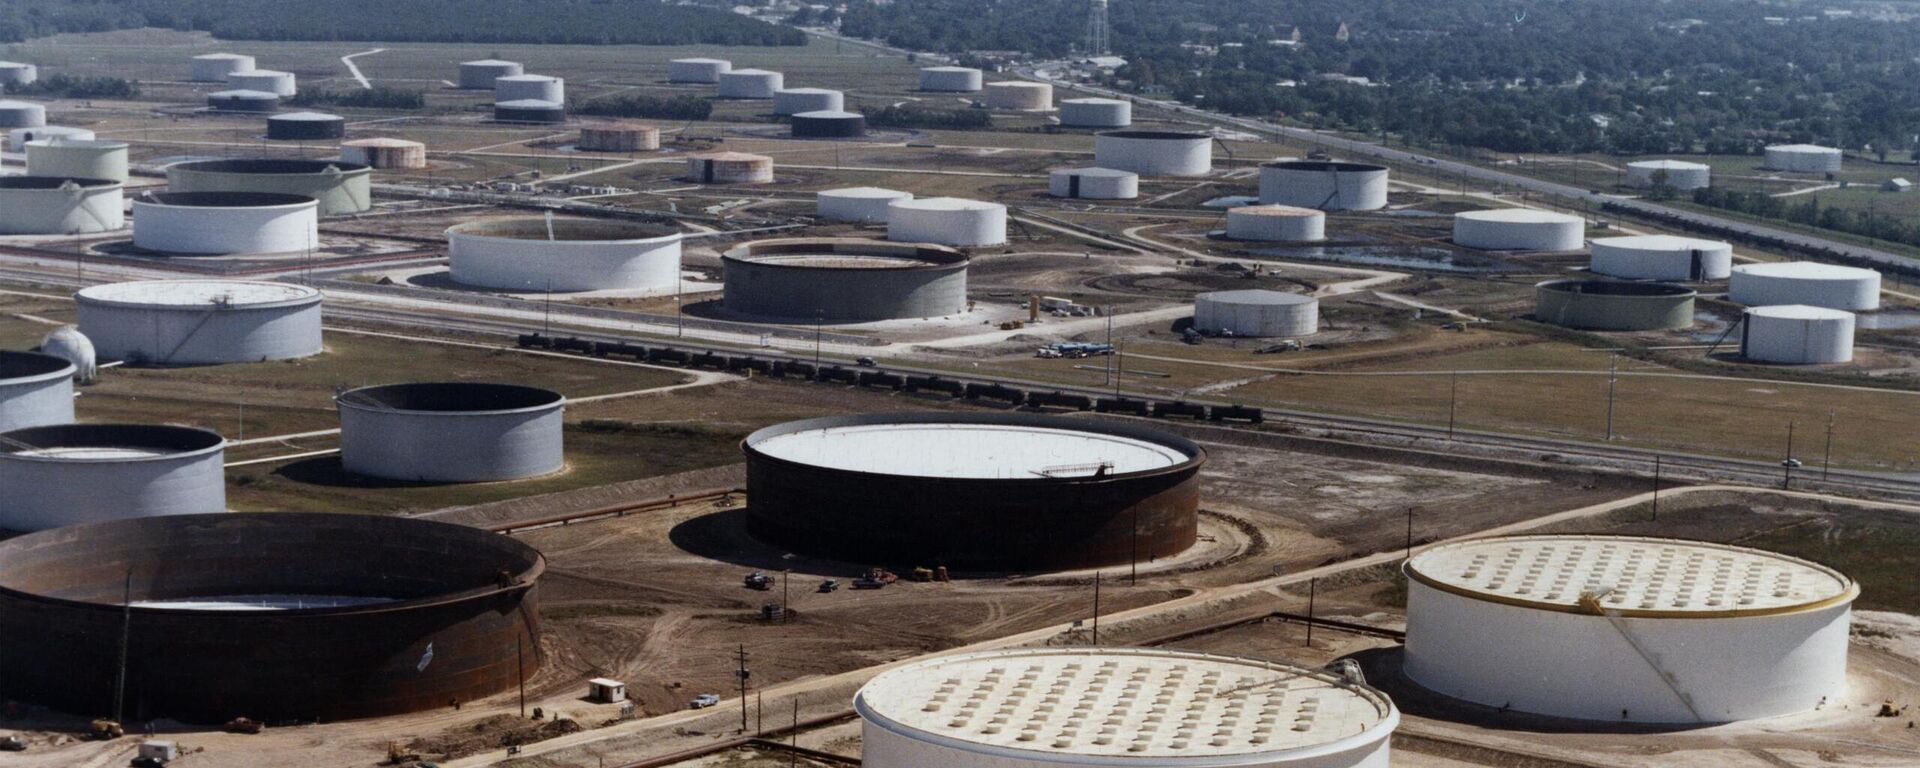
xmin=1130 ymin=507 xmax=1139 ymax=586
xmin=1605 ymin=353 xmax=1619 ymax=441
xmin=1404 ymin=507 xmax=1414 ymax=559
xmin=113 ymin=568 xmax=131 ymax=725
xmin=517 ymin=634 xmax=526 ymax=718
xmin=1822 ymin=410 xmax=1835 ymax=481
xmin=1446 ymin=371 xmax=1458 ymax=440
xmin=1091 ymin=572 xmax=1101 ymax=645
xmin=790 ymin=697 xmax=800 ymax=767
xmin=1651 ymin=455 xmax=1662 ymax=521
xmin=735 ymin=644 xmax=751 ymax=734
xmin=1782 ymin=420 xmax=1797 ymax=490
xmin=1304 ymin=577 xmax=1317 ymax=647
xmin=814 ymin=311 xmax=823 ymax=366
xmin=675 ymin=277 xmax=684 ymax=338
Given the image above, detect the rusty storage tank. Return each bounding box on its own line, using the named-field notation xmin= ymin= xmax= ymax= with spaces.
xmin=0 ymin=512 xmax=544 ymax=722
xmin=577 ymin=122 xmax=660 ymax=152
xmin=743 ymin=412 xmax=1205 ymax=571
xmin=340 ymin=138 xmax=427 ymax=169
xmin=687 ymin=151 xmax=773 ymax=184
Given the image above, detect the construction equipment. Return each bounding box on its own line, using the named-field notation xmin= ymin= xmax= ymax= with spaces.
xmin=223 ymin=717 xmax=263 ymax=734
xmin=863 ymin=567 xmax=899 ymax=584
xmin=0 ymin=735 xmax=25 ymax=751
xmin=817 ymin=579 xmax=839 ymax=593
xmin=386 ymin=740 xmax=422 ymax=765
xmin=743 ymin=572 xmax=774 ymax=591
xmin=89 ymin=720 xmax=124 ymax=740
xmin=911 ymin=567 xmax=935 ymax=582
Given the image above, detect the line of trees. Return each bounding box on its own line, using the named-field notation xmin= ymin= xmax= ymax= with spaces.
xmin=287 ymin=86 xmax=424 ymax=109
xmin=3 ymin=74 xmax=139 ymax=99
xmin=1692 ymin=188 xmax=1920 ymax=249
xmin=573 ymin=93 xmax=712 ymax=121
xmin=862 ymin=104 xmax=990 ymax=130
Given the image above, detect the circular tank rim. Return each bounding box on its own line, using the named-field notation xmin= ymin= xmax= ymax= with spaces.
xmin=446 ymin=217 xmax=681 ymax=244
xmin=166 ymin=158 xmax=372 ymax=178
xmin=0 ymin=350 xmax=75 ymax=386
xmin=0 ymin=422 xmax=225 ymax=465
xmin=0 ymin=176 xmax=119 ymax=191
xmin=1098 ymin=130 xmax=1210 ymax=141
xmin=132 ymin=191 xmax=318 ymax=210
xmin=75 ymin=279 xmax=322 ymax=311
xmin=336 ymin=382 xmax=566 ymax=417
xmin=1535 ymin=280 xmax=1698 ymax=299
xmin=1731 ymin=262 xmax=1880 ymax=282
xmin=723 ymin=238 xmax=968 ymax=272
xmin=1260 ymin=160 xmax=1389 ymax=173
xmin=24 ymin=138 xmax=128 ymax=151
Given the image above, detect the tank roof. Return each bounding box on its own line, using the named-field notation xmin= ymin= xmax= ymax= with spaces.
xmin=228 ymin=68 xmax=291 ymax=77
xmin=462 ymin=58 xmax=519 ymax=66
xmin=341 ymin=137 xmax=424 ymax=148
xmin=0 ymin=100 xmax=44 ymax=109
xmin=1591 ymin=234 xmax=1728 ymax=251
xmin=1406 ymin=534 xmax=1856 ymax=617
xmin=1199 ymin=289 xmax=1317 ymax=305
xmin=0 ymin=350 xmax=74 ymax=383
xmin=270 ymin=111 xmax=342 ymax=121
xmin=0 ymin=176 xmax=118 ymax=190
xmin=1457 ymin=208 xmax=1582 ymax=224
xmin=0 ymin=423 xmax=224 ymax=462
xmin=819 ymin=186 xmax=911 ymax=198
xmin=892 ymin=197 xmax=1002 ymax=212
xmin=1627 ymin=158 xmax=1711 ymax=170
xmin=794 ymin=110 xmax=861 ymax=119
xmin=748 ymin=419 xmax=1192 ymax=479
xmin=987 ymin=81 xmax=1049 ymax=88
xmin=76 ymin=280 xmax=320 ymax=309
xmin=1746 ymin=304 xmax=1856 ymax=320
xmin=194 ymin=52 xmax=253 ymax=60
xmin=1536 ymin=279 xmax=1696 ymax=297
xmin=1053 ymin=167 xmax=1136 ymax=178
xmin=24 ymin=138 xmax=128 ymax=151
xmin=922 ymin=66 xmax=980 ymax=72
xmin=1261 ymin=159 xmax=1388 ymax=173
xmin=137 ymin=191 xmax=316 ymax=209
xmin=1766 ymin=143 xmax=1841 ymax=153
xmin=1732 ymin=261 xmax=1878 ymax=280
xmin=447 ymin=217 xmax=678 ymax=242
xmin=496 ymin=73 xmax=559 ymax=82
xmin=1231 ymin=204 xmax=1323 ymax=218
xmin=1062 ymin=97 xmax=1128 ymax=105
xmin=728 ymin=68 xmax=779 ymax=76
xmin=777 ymin=87 xmax=840 ymax=95
xmin=208 ymin=89 xmax=278 ymax=99
xmin=336 ymin=382 xmax=564 ymax=415
xmin=674 ymin=57 xmax=730 ymax=64
xmin=1100 ymin=129 xmax=1209 ymax=140
xmin=692 ymin=151 xmax=770 ymax=162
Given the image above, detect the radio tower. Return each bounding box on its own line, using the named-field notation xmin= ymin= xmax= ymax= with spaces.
xmin=1086 ymin=0 xmax=1111 ymax=56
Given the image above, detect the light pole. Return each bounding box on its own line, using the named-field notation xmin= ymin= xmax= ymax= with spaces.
xmin=1781 ymin=420 xmax=1799 ymax=489
xmin=1604 ymin=353 xmax=1618 ymax=441
xmin=1446 ymin=371 xmax=1458 ymax=440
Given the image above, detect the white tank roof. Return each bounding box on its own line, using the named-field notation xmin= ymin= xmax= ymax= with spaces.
xmin=1590 ymin=234 xmax=1726 ymax=251
xmin=1056 ymin=166 xmax=1135 ymax=178
xmin=209 ymin=89 xmax=278 ymax=99
xmin=271 ymin=111 xmax=342 ymax=121
xmin=892 ymin=197 xmax=1001 ymax=213
xmin=1062 ymin=97 xmax=1127 ymax=105
xmin=750 ymin=421 xmax=1187 ymax=479
xmin=1406 ymin=535 xmax=1855 ymax=616
xmin=1456 ymin=208 xmax=1582 ymax=224
xmin=1732 ymin=261 xmax=1878 ymax=282
xmin=1627 ymin=159 xmax=1710 ymax=171
xmin=1231 ymin=204 xmax=1322 ymax=219
xmin=195 ymin=53 xmax=252 ymax=60
xmin=1766 ymin=143 xmax=1840 ymax=153
xmin=674 ymin=57 xmax=729 ymax=64
xmin=76 ymin=280 xmax=320 ymax=308
xmin=1748 ymin=304 xmax=1855 ymax=321
xmin=858 ymin=648 xmax=1396 ymax=758
xmin=462 ymin=58 xmax=519 ymax=66
xmin=1200 ymin=289 xmax=1315 ymax=306
xmin=821 ymin=186 xmax=909 ymax=198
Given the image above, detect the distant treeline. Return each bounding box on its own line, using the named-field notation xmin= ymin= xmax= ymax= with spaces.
xmin=862 ymin=104 xmax=989 ymax=130
xmin=0 ymin=1 xmax=805 ymax=46
xmin=1692 ymin=187 xmax=1920 ymax=249
xmin=574 ymin=93 xmax=712 ymax=121
xmin=2 ymin=74 xmax=138 ymax=99
xmin=287 ymin=86 xmax=424 ymax=109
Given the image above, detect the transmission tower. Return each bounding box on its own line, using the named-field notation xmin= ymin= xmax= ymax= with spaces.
xmin=1085 ymin=0 xmax=1111 ymax=56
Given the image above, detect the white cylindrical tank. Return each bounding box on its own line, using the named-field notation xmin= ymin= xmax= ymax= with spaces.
xmin=0 ymin=100 xmax=47 ymax=129
xmin=1094 ymin=131 xmax=1212 ymax=176
xmin=1195 ymin=290 xmax=1319 ymax=337
xmin=76 ymin=280 xmax=323 ymax=365
xmin=225 ymin=69 xmax=296 ymax=97
xmin=1226 ymin=204 xmax=1326 ymax=242
xmin=1058 ymin=98 xmax=1131 ymax=128
xmin=0 ymin=423 xmax=226 ymax=532
xmin=39 ymin=326 xmax=96 ymax=383
xmin=1048 ymin=167 xmax=1138 ymax=200
xmin=8 ymin=126 xmax=93 ymax=150
xmin=0 ymin=61 xmax=38 ymax=87
xmin=337 ymin=383 xmax=565 ymax=483
xmin=1259 ymin=160 xmax=1390 ymax=211
xmin=0 ymin=351 xmax=74 ymax=432
xmin=1764 ymin=144 xmax=1843 ymax=173
xmin=773 ymin=87 xmax=844 ymax=116
xmin=718 ymin=69 xmax=783 ymax=99
xmin=858 ymin=648 xmax=1398 ymax=768
xmin=0 ymin=177 xmax=123 ymax=235
xmin=494 ymin=74 xmax=564 ymax=104
xmin=447 ymin=217 xmax=683 ymax=294
xmin=340 ymin=138 xmax=427 ymax=169
xmin=686 ymin=152 xmax=773 ymax=184
xmin=1453 ymin=209 xmax=1585 ymax=251
xmin=1404 ymin=535 xmax=1856 ymax=723
xmin=1729 ymin=262 xmax=1880 ymax=311
xmin=984 ymin=81 xmax=1052 ymax=111
xmin=1625 ymin=159 xmax=1712 ymax=190
xmin=668 ymin=58 xmax=732 ymax=84
xmin=919 ymin=66 xmax=983 ymax=92
xmin=26 ymin=139 xmax=129 ymax=182
xmin=1589 ymin=235 xmax=1732 ymax=281
xmin=132 ymin=192 xmax=317 ymax=255
xmin=817 ymin=187 xmax=914 ymax=224
xmin=1743 ymin=305 xmax=1855 ymax=364
xmin=165 ymin=158 xmax=372 ymax=216
xmin=457 ymin=59 xmax=523 ymax=89
xmin=888 ymin=198 xmax=1008 ymax=247
xmin=191 ymin=53 xmax=256 ymax=83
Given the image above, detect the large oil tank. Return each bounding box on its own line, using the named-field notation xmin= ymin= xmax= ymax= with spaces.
xmin=446 ymin=217 xmax=683 ymax=293
xmin=0 ymin=423 xmax=225 ymax=531
xmin=0 ymin=177 xmax=123 ymax=235
xmin=76 ymin=280 xmax=323 ymax=365
xmin=1533 ymin=280 xmax=1696 ymax=331
xmin=25 ymin=139 xmax=129 ymax=183
xmin=457 ymin=59 xmax=522 ymax=89
xmin=337 ymin=383 xmax=566 ymax=483
xmin=1258 ymin=160 xmax=1389 ymax=211
xmin=887 ymin=198 xmax=1007 ymax=247
xmin=0 ymin=351 xmax=75 ymax=432
xmin=1093 ymin=131 xmax=1212 ymax=176
xmin=191 ymin=53 xmax=256 ymax=83
xmin=225 ymin=69 xmax=296 ymax=97
xmin=131 ymin=192 xmax=318 ymax=255
xmin=668 ymin=58 xmax=731 ymax=84
xmin=165 ymin=158 xmax=372 ymax=215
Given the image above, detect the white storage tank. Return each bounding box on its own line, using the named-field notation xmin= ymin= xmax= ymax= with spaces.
xmin=668 ymin=58 xmax=731 ymax=84
xmin=1195 ymin=290 xmax=1319 ymax=337
xmin=1094 ymin=130 xmax=1212 ymax=177
xmin=718 ymin=69 xmax=783 ymax=99
xmin=1259 ymin=160 xmax=1390 ymax=211
xmin=0 ymin=61 xmax=38 ymax=87
xmin=1226 ymin=204 xmax=1325 ymax=242
xmin=686 ymin=152 xmax=773 ymax=184
xmin=919 ymin=66 xmax=983 ymax=92
xmin=1742 ymin=305 xmax=1855 ymax=364
xmin=817 ymin=187 xmax=914 ymax=224
xmin=1048 ymin=167 xmax=1138 ymax=200
xmin=1058 ymin=98 xmax=1131 ymax=128
xmin=1764 ymin=144 xmax=1843 ymax=173
xmin=8 ymin=126 xmax=93 ymax=150
xmin=457 ymin=59 xmax=523 ymax=89
xmin=576 ymin=123 xmax=660 ymax=152
xmin=888 ymin=197 xmax=1007 ymax=247
xmin=0 ymin=351 xmax=75 ymax=432
xmin=495 ymin=74 xmax=564 ymax=104
xmin=1453 ymin=209 xmax=1585 ymax=251
xmin=0 ymin=423 xmax=226 ymax=532
xmin=39 ymin=326 xmax=96 ymax=383
xmin=191 ymin=53 xmax=256 ymax=83
xmin=1589 ymin=235 xmax=1732 ymax=281
xmin=1404 ymin=535 xmax=1856 ymax=723
xmin=0 ymin=177 xmax=124 ymax=235
xmin=165 ymin=158 xmax=372 ymax=216
xmin=132 ymin=192 xmax=317 ymax=255
xmin=857 ymin=648 xmax=1399 ymax=768
xmin=447 ymin=217 xmax=683 ymax=294
xmin=1625 ymin=159 xmax=1712 ymax=190
xmin=76 ymin=280 xmax=323 ymax=365
xmin=337 ymin=382 xmax=565 ymax=483
xmin=773 ymin=87 xmax=844 ymax=116
xmin=0 ymin=100 xmax=47 ymax=129
xmin=1729 ymin=262 xmax=1880 ymax=311
xmin=984 ymin=81 xmax=1052 ymax=111
xmin=26 ymin=139 xmax=129 ymax=183
xmin=340 ymin=138 xmax=427 ymax=169
xmin=225 ymin=69 xmax=296 ymax=97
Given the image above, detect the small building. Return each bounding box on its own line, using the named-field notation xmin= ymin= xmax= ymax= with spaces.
xmin=588 ymin=678 xmax=626 ymax=704
xmin=1882 ymin=178 xmax=1912 ymax=193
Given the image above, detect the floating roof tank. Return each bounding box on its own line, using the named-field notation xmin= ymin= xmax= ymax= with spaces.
xmin=76 ymin=279 xmax=323 ymax=365
xmin=1534 ymin=280 xmax=1696 ymax=331
xmin=0 ymin=100 xmax=47 ymax=129
xmin=206 ymin=89 xmax=280 ymax=113
xmin=0 ymin=177 xmax=124 ymax=235
xmin=1226 ymin=204 xmax=1325 ymax=242
xmin=132 ymin=192 xmax=317 ymax=255
xmin=495 ymin=74 xmax=564 ymax=104
xmin=191 ymin=53 xmax=256 ymax=83
xmin=225 ymin=69 xmax=296 ymax=97
xmin=1742 ymin=305 xmax=1855 ymax=364
xmin=457 ymin=59 xmax=523 ymax=89
xmin=668 ymin=57 xmax=732 ymax=84
xmin=887 ymin=197 xmax=1007 ymax=247
xmin=773 ymin=87 xmax=844 ymax=116
xmin=337 ymin=383 xmax=565 ymax=482
xmin=1729 ymin=262 xmax=1880 ymax=311
xmin=1589 ymin=235 xmax=1732 ymax=281
xmin=26 ymin=138 xmax=129 ymax=183
xmin=1094 ymin=130 xmax=1212 ymax=176
xmin=791 ymin=110 xmax=867 ymax=139
xmin=0 ymin=351 xmax=75 ymax=432
xmin=1625 ymin=159 xmax=1711 ymax=190
xmin=1048 ymin=167 xmax=1138 ymax=200
xmin=165 ymin=158 xmax=372 ymax=215
xmin=446 ymin=217 xmax=683 ymax=293
xmin=1259 ymin=160 xmax=1389 ymax=211
xmin=0 ymin=423 xmax=225 ymax=531
xmin=817 ymin=187 xmax=914 ymax=224
xmin=1194 ymin=290 xmax=1319 ymax=337
xmin=1058 ymin=97 xmax=1131 ymax=128
xmin=919 ymin=66 xmax=983 ymax=92
xmin=722 ymin=238 xmax=968 ymax=322
xmin=266 ymin=111 xmax=346 ymax=141
xmin=1452 ymin=209 xmax=1585 ymax=251
xmin=718 ymin=69 xmax=784 ymax=99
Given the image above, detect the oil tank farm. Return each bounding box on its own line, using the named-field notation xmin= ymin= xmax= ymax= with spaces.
xmin=743 ymin=412 xmax=1204 ymax=570
xmin=132 ymin=192 xmax=317 ymax=255
xmin=8 ymin=125 xmax=92 ymax=149
xmin=0 ymin=512 xmax=544 ymax=722
xmin=1094 ymin=130 xmax=1212 ymax=176
xmin=722 ymin=238 xmax=968 ymax=321
xmin=857 ymin=648 xmax=1398 ymax=768
xmin=1589 ymin=235 xmax=1732 ymax=281
xmin=337 ymin=383 xmax=565 ymax=482
xmin=791 ymin=110 xmax=867 ymax=139
xmin=887 ymin=197 xmax=1008 ymax=247
xmin=0 ymin=423 xmax=225 ymax=531
xmin=1729 ymin=262 xmax=1880 ymax=311
xmin=26 ymin=138 xmax=129 ymax=182
xmin=38 ymin=326 xmax=95 ymax=382
xmin=1453 ymin=209 xmax=1585 ymax=251
xmin=1625 ymin=159 xmax=1712 ymax=190
xmin=226 ymin=69 xmax=296 ymax=97
xmin=0 ymin=351 xmax=74 ymax=432
xmin=0 ymin=177 xmax=124 ymax=235
xmin=494 ymin=99 xmax=565 ymax=124
xmin=1764 ymin=144 xmax=1843 ymax=173
xmin=1049 ymin=167 xmax=1138 ymax=200
xmin=1226 ymin=204 xmax=1325 ymax=242
xmin=1259 ymin=160 xmax=1390 ymax=211
xmin=985 ymin=81 xmax=1054 ymax=111
xmin=919 ymin=66 xmax=983 ymax=92
xmin=0 ymin=100 xmax=46 ymax=129
xmin=668 ymin=57 xmax=731 ymax=83
xmin=817 ymin=187 xmax=913 ymax=223
xmin=266 ymin=111 xmax=346 ymax=141
xmin=1058 ymin=97 xmax=1132 ymax=128
xmin=340 ymin=137 xmax=427 ymax=169
xmin=447 ymin=217 xmax=683 ymax=293
xmin=0 ymin=61 xmax=38 ymax=87
xmin=76 ymin=280 xmax=323 ymax=365
xmin=166 ymin=158 xmax=372 ymax=215
xmin=191 ymin=53 xmax=255 ymax=82
xmin=1534 ymin=280 xmax=1696 ymax=331
xmin=577 ymin=122 xmax=659 ymax=151
xmin=773 ymin=87 xmax=844 ymax=116
xmin=1404 ymin=534 xmax=1856 ymax=723
xmin=687 ymin=151 xmax=773 ymax=184
xmin=1194 ymin=290 xmax=1319 ymax=337
xmin=718 ymin=68 xmax=784 ymax=99
xmin=457 ymin=58 xmax=522 ymax=89
xmin=495 ymin=73 xmax=564 ymax=104
xmin=206 ymin=89 xmax=279 ymax=113
xmin=1741 ymin=305 xmax=1855 ymax=364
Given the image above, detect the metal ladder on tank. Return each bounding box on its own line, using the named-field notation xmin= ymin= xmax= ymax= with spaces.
xmin=152 ymin=294 xmax=235 ymax=366
xmin=1703 ymin=315 xmax=1746 ymax=358
xmin=1579 ymin=590 xmax=1708 ymax=723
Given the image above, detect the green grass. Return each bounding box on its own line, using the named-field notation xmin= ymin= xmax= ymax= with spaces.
xmin=1743 ymin=518 xmax=1920 ymax=614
